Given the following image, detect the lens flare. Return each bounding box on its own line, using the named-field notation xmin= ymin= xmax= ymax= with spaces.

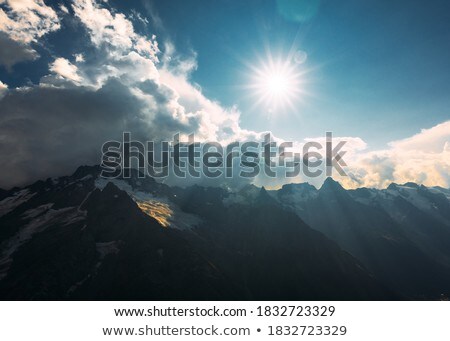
xmin=250 ymin=58 xmax=302 ymax=110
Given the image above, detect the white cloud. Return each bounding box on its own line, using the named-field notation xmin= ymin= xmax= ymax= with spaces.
xmin=49 ymin=58 xmax=81 ymax=83
xmin=130 ymin=9 xmax=149 ymax=26
xmin=337 ymin=121 xmax=450 ymax=189
xmin=253 ymin=121 xmax=450 ymax=190
xmin=0 ymin=80 xmax=7 ymax=98
xmin=158 ymin=67 xmax=253 ymax=142
xmin=74 ymin=53 xmax=85 ymax=63
xmin=0 ymin=0 xmax=60 ymax=44
xmin=59 ymin=4 xmax=69 ymax=14
xmin=57 ymin=0 xmax=160 ymax=89
xmin=388 ymin=121 xmax=450 ymax=153
xmin=72 ymin=0 xmax=158 ymax=60
xmin=0 ymin=0 xmax=60 ymax=68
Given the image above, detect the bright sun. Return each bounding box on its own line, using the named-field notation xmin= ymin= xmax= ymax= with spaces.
xmin=264 ymin=71 xmax=291 ymax=96
xmin=250 ymin=58 xmax=302 ymax=110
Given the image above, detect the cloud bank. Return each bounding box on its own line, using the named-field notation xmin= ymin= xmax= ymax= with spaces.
xmin=340 ymin=121 xmax=450 ymax=189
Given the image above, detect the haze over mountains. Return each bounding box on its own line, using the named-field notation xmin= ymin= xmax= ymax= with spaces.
xmin=0 ymin=165 xmax=449 ymax=300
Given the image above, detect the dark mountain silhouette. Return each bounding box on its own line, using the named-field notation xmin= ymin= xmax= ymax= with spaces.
xmin=1 ymin=167 xmax=449 ymax=300
xmin=0 ymin=166 xmax=398 ymax=300
xmin=272 ymin=178 xmax=450 ymax=299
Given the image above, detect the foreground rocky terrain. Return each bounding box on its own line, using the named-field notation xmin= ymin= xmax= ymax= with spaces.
xmin=1 ymin=165 xmax=449 ymax=300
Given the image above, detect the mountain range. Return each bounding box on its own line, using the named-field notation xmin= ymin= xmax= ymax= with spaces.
xmin=1 ymin=165 xmax=449 ymax=300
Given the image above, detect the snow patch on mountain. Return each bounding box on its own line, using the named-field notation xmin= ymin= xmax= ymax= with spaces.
xmin=0 ymin=189 xmax=36 ymax=218
xmin=94 ymin=178 xmax=202 ymax=230
xmin=430 ymin=187 xmax=450 ymax=200
xmin=0 ymin=206 xmax=86 ymax=280
xmin=387 ymin=185 xmax=431 ymax=211
xmin=22 ymin=203 xmax=54 ymax=220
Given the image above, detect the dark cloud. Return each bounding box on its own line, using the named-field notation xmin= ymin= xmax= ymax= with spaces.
xmin=0 ymin=78 xmax=197 ymax=188
xmin=0 ymin=32 xmax=38 ymax=71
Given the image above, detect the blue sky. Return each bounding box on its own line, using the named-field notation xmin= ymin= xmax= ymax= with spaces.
xmin=0 ymin=0 xmax=449 ymax=189
xmin=139 ymin=0 xmax=450 ymax=148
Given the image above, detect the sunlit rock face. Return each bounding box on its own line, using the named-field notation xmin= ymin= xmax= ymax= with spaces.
xmin=136 ymin=201 xmax=172 ymax=227
xmin=94 ymin=177 xmax=202 ymax=230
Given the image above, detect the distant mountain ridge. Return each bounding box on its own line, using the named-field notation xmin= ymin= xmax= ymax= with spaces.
xmin=0 ymin=165 xmax=449 ymax=299
xmin=268 ymin=178 xmax=450 ymax=298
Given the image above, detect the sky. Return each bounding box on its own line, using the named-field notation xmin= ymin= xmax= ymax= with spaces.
xmin=0 ymin=0 xmax=449 ymax=189
xmin=147 ymin=0 xmax=450 ymax=145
